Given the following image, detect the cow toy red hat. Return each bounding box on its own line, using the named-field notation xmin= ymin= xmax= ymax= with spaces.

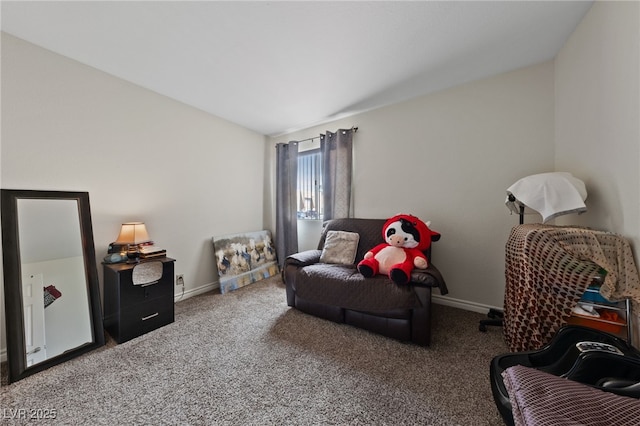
xmin=357 ymin=214 xmax=440 ymax=285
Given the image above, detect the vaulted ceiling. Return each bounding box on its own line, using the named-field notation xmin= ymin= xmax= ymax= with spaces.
xmin=1 ymin=1 xmax=593 ymax=136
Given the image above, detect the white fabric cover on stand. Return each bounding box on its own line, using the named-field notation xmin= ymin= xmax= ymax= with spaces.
xmin=506 ymin=172 xmax=587 ymax=223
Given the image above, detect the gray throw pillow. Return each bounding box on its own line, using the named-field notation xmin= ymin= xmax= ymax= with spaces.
xmin=320 ymin=230 xmax=360 ymax=264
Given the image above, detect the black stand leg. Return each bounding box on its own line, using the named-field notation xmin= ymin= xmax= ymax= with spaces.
xmin=482 ymin=199 xmax=520 ymax=333
xmin=479 ymin=309 xmax=504 ymax=332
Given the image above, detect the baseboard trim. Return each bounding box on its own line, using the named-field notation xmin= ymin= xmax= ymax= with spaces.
xmin=173 ymin=285 xmax=500 ymax=313
xmin=432 ymin=294 xmax=501 ymax=315
xmin=174 ymin=281 xmax=219 ymax=303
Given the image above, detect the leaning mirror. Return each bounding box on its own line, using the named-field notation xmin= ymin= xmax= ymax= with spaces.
xmin=2 ymin=189 xmax=105 ymax=383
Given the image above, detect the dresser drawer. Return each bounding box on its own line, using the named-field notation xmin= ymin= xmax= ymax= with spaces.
xmin=117 ymin=297 xmax=174 ymax=343
xmin=118 ymin=274 xmax=173 ymax=309
xmin=103 ymin=257 xmax=176 ymax=344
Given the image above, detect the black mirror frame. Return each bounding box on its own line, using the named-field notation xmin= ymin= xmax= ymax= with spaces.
xmin=1 ymin=189 xmax=105 ymax=383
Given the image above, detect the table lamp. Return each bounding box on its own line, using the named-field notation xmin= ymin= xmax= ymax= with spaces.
xmin=114 ymin=222 xmax=151 ymax=262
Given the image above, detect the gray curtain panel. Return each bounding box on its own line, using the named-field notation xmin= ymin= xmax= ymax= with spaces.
xmin=275 ymin=141 xmax=299 ymax=267
xmin=321 ymin=129 xmax=354 ymax=221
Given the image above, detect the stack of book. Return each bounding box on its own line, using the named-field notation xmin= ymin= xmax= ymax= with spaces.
xmin=139 ymin=243 xmax=166 ymax=259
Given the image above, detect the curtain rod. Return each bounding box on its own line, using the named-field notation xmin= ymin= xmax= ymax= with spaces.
xmin=276 ymin=126 xmax=358 ymax=145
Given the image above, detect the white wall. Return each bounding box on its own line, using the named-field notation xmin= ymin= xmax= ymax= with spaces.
xmin=555 ymin=0 xmax=640 ymax=256
xmin=268 ymin=61 xmax=556 ymax=312
xmin=1 ymin=34 xmax=267 ymax=356
xmin=555 ymin=1 xmax=640 ymax=344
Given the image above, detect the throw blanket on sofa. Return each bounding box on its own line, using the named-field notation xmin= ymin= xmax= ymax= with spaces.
xmin=504 ymin=224 xmax=640 ymax=352
xmin=294 ymin=263 xmax=446 ymax=313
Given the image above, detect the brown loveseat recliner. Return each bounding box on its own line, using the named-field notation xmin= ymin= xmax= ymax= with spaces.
xmin=283 ymin=218 xmax=448 ymax=346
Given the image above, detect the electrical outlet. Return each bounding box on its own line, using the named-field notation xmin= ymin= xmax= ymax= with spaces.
xmin=176 ymin=274 xmax=184 ymax=287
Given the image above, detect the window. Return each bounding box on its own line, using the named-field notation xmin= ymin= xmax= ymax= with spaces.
xmin=297 ymin=149 xmax=323 ymax=220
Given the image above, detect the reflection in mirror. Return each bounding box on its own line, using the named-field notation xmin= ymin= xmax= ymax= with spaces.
xmin=17 ymin=199 xmax=93 ymax=366
xmin=2 ymin=190 xmax=105 ymax=383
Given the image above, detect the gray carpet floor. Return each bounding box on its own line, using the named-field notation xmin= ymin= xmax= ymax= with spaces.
xmin=1 ymin=275 xmax=508 ymax=425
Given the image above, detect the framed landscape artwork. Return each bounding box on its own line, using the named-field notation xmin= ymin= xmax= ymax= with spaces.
xmin=212 ymin=230 xmax=279 ymax=294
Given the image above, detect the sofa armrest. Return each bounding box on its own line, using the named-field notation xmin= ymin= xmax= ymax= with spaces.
xmin=410 ymin=264 xmax=449 ymax=295
xmin=285 ymin=250 xmax=322 ymax=267
xmin=283 ymin=250 xmax=322 ymax=307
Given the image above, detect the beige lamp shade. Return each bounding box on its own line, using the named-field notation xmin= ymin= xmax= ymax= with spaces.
xmin=114 ymin=222 xmax=151 ymax=244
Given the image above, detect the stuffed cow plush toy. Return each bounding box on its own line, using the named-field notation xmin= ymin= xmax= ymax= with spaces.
xmin=357 ymin=214 xmax=439 ymax=285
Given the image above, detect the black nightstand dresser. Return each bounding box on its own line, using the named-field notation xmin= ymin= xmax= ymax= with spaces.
xmin=103 ymin=257 xmax=175 ymax=344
